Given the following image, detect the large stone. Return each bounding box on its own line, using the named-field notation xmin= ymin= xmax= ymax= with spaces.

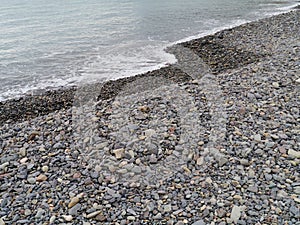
xmin=288 ymin=149 xmax=300 ymax=158
xmin=62 ymin=215 xmax=73 ymax=222
xmin=0 ymin=218 xmax=5 ymax=225
xmin=68 ymin=197 xmax=80 ymax=208
xmin=112 ymin=148 xmax=125 ymax=159
xmin=36 ymin=174 xmax=47 ymax=182
xmin=192 ymin=220 xmax=206 ymax=225
xmin=230 ymin=205 xmax=242 ymax=223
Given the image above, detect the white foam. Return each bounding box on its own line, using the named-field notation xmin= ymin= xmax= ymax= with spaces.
xmin=76 ymin=40 xmax=177 ymax=84
xmin=170 ymin=19 xmax=250 ymax=46
xmin=1 ymin=2 xmax=298 ymax=102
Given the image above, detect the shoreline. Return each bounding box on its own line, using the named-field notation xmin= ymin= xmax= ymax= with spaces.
xmin=1 ymin=9 xmax=298 ymax=125
xmin=0 ymin=9 xmax=299 ymax=224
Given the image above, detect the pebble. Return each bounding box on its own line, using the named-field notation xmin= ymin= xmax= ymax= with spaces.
xmin=86 ymin=210 xmax=102 ymax=219
xmin=42 ymin=165 xmax=49 ymax=172
xmin=49 ymin=215 xmax=56 ymax=224
xmin=248 ymin=184 xmax=258 ymax=193
xmin=127 ymin=216 xmax=135 ymax=221
xmin=0 ymin=162 xmax=9 ymax=171
xmin=253 ymin=134 xmax=261 ymax=142
xmin=68 ymin=196 xmax=80 ymax=208
xmin=112 ymin=148 xmax=125 ymax=159
xmin=288 ymin=149 xmax=300 ymax=158
xmin=36 ymin=174 xmax=47 ymax=182
xmin=27 ymin=177 xmax=36 ymax=184
xmin=24 ymin=209 xmax=32 ymax=216
xmin=62 ymin=215 xmax=73 ymax=222
xmin=192 ymin=220 xmax=206 ymax=225
xmin=164 ymin=204 xmax=172 ymax=213
xmin=230 ymin=205 xmax=242 ymax=223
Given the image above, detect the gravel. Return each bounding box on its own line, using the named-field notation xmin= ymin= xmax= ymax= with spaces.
xmin=0 ymin=9 xmax=299 ymax=225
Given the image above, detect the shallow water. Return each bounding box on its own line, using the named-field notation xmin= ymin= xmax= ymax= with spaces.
xmin=0 ymin=0 xmax=298 ymax=101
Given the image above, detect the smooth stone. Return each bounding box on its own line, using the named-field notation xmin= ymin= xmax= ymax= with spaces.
xmin=175 ymin=222 xmax=184 ymax=225
xmin=131 ymin=166 xmax=141 ymax=174
xmin=272 ymin=82 xmax=280 ymax=88
xmin=153 ymin=213 xmax=162 ymax=220
xmin=240 ymin=159 xmax=250 ymax=166
xmin=68 ymin=197 xmax=80 ymax=208
xmin=0 ymin=218 xmax=5 ymax=225
xmin=127 ymin=216 xmax=135 ymax=221
xmin=230 ymin=205 xmax=242 ymax=223
xmin=36 ymin=174 xmax=47 ymax=182
xmin=113 ymin=148 xmax=125 ymax=159
xmin=24 ymin=209 xmax=32 ymax=216
xmin=62 ymin=215 xmax=73 ymax=222
xmin=253 ymin=134 xmax=261 ymax=142
xmin=290 ymin=205 xmax=299 ymax=216
xmin=164 ymin=204 xmax=172 ymax=213
xmin=293 ymin=187 xmax=300 ymax=194
xmin=248 ymin=184 xmax=258 ymax=193
xmin=42 ymin=165 xmax=49 ymax=172
xmin=265 ymin=174 xmax=273 ymax=181
xmin=144 ymin=129 xmax=156 ymax=137
xmin=49 ymin=215 xmax=56 ymax=224
xmin=27 ymin=177 xmax=36 ymax=184
xmin=288 ymin=149 xmax=300 ymax=158
xmin=192 ymin=220 xmax=206 ymax=225
xmin=69 ymin=203 xmax=81 ymax=215
xmin=0 ymin=162 xmax=9 ymax=170
xmin=35 ymin=208 xmax=45 ymax=218
xmin=20 ymin=148 xmax=27 ymax=156
xmin=149 ymin=154 xmax=157 ymax=164
xmin=86 ymin=210 xmax=102 ymax=219
xmin=20 ymin=157 xmax=28 ymax=164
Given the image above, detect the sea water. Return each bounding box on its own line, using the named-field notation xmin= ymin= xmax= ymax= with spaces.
xmin=0 ymin=0 xmax=298 ymax=101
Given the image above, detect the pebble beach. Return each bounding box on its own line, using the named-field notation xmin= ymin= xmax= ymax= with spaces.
xmin=0 ymin=9 xmax=299 ymax=225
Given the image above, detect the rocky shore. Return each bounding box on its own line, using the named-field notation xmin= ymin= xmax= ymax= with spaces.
xmin=0 ymin=9 xmax=299 ymax=225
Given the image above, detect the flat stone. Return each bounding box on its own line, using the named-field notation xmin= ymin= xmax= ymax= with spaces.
xmin=230 ymin=205 xmax=242 ymax=223
xmin=24 ymin=209 xmax=32 ymax=216
xmin=69 ymin=203 xmax=81 ymax=215
xmin=62 ymin=215 xmax=73 ymax=222
xmin=272 ymin=82 xmax=280 ymax=88
xmin=86 ymin=210 xmax=102 ymax=219
xmin=68 ymin=196 xmax=80 ymax=208
xmin=248 ymin=184 xmax=258 ymax=193
xmin=112 ymin=148 xmax=125 ymax=159
xmin=240 ymin=159 xmax=250 ymax=166
xmin=35 ymin=208 xmax=45 ymax=218
xmin=253 ymin=134 xmax=261 ymax=142
xmin=192 ymin=220 xmax=206 ymax=225
xmin=42 ymin=165 xmax=49 ymax=172
xmin=131 ymin=166 xmax=141 ymax=174
xmin=164 ymin=204 xmax=172 ymax=213
xmin=36 ymin=174 xmax=47 ymax=182
xmin=20 ymin=157 xmax=28 ymax=164
xmin=49 ymin=215 xmax=56 ymax=223
xmin=27 ymin=177 xmax=36 ymax=184
xmin=144 ymin=129 xmax=156 ymax=137
xmin=127 ymin=216 xmax=135 ymax=221
xmin=0 ymin=218 xmax=5 ymax=225
xmin=19 ymin=148 xmax=27 ymax=157
xmin=153 ymin=213 xmax=162 ymax=220
xmin=288 ymin=149 xmax=300 ymax=158
xmin=0 ymin=162 xmax=9 ymax=170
